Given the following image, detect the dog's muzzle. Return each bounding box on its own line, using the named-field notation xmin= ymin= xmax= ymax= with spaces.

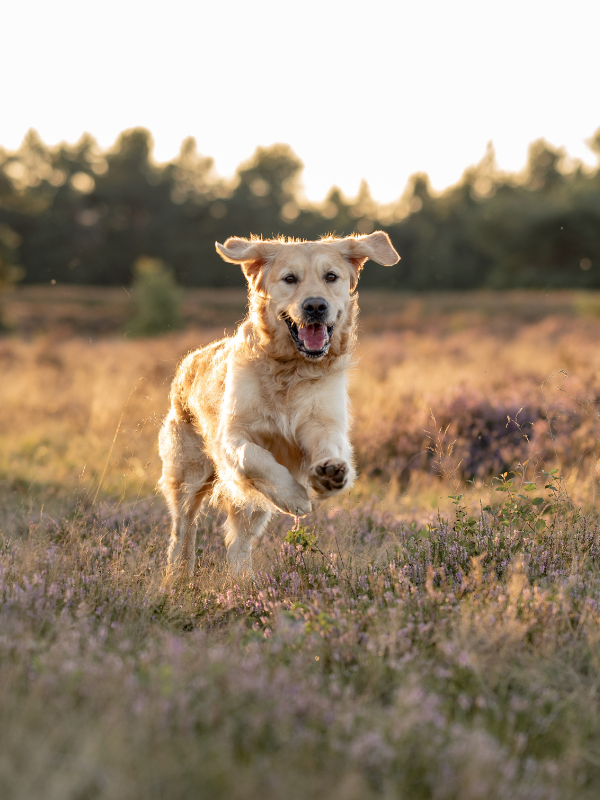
xmin=283 ymin=315 xmax=335 ymax=359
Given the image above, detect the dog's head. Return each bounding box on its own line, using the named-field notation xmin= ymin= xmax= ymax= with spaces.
xmin=215 ymin=232 xmax=400 ymax=360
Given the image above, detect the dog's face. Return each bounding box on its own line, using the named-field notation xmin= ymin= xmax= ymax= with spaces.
xmin=260 ymin=242 xmax=358 ymax=360
xmin=216 ymin=233 xmax=399 ymax=360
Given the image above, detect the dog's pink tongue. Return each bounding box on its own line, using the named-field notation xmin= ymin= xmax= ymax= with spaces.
xmin=298 ymin=323 xmax=328 ymax=350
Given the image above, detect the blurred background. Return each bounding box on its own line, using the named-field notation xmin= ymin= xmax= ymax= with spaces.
xmin=1 ymin=126 xmax=600 ymax=300
xmin=2 ymin=0 xmax=600 ymax=312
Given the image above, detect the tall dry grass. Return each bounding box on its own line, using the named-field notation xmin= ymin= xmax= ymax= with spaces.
xmin=3 ymin=290 xmax=600 ymax=523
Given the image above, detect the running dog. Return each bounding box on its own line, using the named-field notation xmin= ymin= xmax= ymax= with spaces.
xmin=159 ymin=232 xmax=400 ymax=576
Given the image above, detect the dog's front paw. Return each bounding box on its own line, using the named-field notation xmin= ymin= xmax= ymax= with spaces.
xmin=310 ymin=460 xmax=351 ymax=495
xmin=286 ymin=483 xmax=312 ymax=516
xmin=252 ymin=477 xmax=311 ymax=517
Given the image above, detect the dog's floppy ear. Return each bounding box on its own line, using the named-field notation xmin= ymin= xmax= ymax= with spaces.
xmin=336 ymin=231 xmax=400 ymax=288
xmin=345 ymin=231 xmax=400 ymax=266
xmin=215 ymin=237 xmax=277 ymax=288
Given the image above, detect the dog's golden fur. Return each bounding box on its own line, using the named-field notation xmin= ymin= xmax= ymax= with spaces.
xmin=159 ymin=232 xmax=399 ymax=576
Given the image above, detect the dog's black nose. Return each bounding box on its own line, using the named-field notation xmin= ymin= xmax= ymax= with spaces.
xmin=302 ymin=297 xmax=329 ymax=317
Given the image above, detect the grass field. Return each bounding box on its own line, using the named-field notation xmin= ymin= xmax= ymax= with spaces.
xmin=2 ymin=287 xmax=600 ymax=798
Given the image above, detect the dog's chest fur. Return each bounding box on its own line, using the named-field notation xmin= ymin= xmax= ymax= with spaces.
xmin=229 ymin=352 xmax=348 ymax=437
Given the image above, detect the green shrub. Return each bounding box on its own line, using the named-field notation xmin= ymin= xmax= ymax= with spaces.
xmin=0 ymin=224 xmax=24 ymax=332
xmin=127 ymin=256 xmax=182 ymax=337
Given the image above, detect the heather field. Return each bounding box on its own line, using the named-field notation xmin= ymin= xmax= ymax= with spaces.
xmin=3 ymin=288 xmax=600 ymax=798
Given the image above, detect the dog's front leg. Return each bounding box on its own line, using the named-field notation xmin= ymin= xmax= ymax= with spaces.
xmin=297 ymin=402 xmax=355 ymax=499
xmin=221 ymin=436 xmax=311 ymax=517
xmin=240 ymin=441 xmax=312 ymax=516
xmin=218 ymin=368 xmax=311 ymax=516
xmin=304 ymin=426 xmax=356 ymax=498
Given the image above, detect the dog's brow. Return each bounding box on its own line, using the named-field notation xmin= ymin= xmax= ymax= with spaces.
xmin=276 ymin=260 xmax=304 ymax=274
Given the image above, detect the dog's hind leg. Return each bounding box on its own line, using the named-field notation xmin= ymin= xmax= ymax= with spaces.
xmin=162 ymin=475 xmax=213 ymax=577
xmin=159 ymin=411 xmax=215 ymax=578
xmin=223 ymin=501 xmax=271 ymax=577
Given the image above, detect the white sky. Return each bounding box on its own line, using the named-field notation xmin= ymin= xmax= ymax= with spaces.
xmin=2 ymin=0 xmax=599 ymax=203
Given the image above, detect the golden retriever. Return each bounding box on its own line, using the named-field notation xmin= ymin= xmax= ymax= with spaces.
xmin=158 ymin=232 xmax=399 ymax=576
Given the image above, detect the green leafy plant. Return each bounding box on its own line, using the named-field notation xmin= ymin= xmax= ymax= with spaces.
xmin=482 ymin=468 xmax=565 ymax=535
xmin=283 ymin=526 xmax=319 ymax=553
xmin=449 ymin=493 xmax=479 ymax=536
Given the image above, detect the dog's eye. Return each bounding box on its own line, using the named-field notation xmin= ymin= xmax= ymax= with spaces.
xmin=325 ymin=272 xmax=338 ymax=283
xmin=283 ymin=274 xmax=297 ymax=284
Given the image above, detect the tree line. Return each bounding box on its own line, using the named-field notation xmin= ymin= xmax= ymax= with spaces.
xmin=1 ymin=127 xmax=599 ymax=290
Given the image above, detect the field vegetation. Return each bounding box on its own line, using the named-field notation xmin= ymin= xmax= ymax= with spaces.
xmin=2 ymin=289 xmax=600 ymax=798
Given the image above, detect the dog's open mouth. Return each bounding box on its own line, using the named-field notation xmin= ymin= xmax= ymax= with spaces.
xmin=283 ymin=316 xmax=335 ymax=358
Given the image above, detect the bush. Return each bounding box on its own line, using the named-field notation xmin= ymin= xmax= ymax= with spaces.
xmin=127 ymin=257 xmax=182 ymax=337
xmin=0 ymin=224 xmax=23 ymax=332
